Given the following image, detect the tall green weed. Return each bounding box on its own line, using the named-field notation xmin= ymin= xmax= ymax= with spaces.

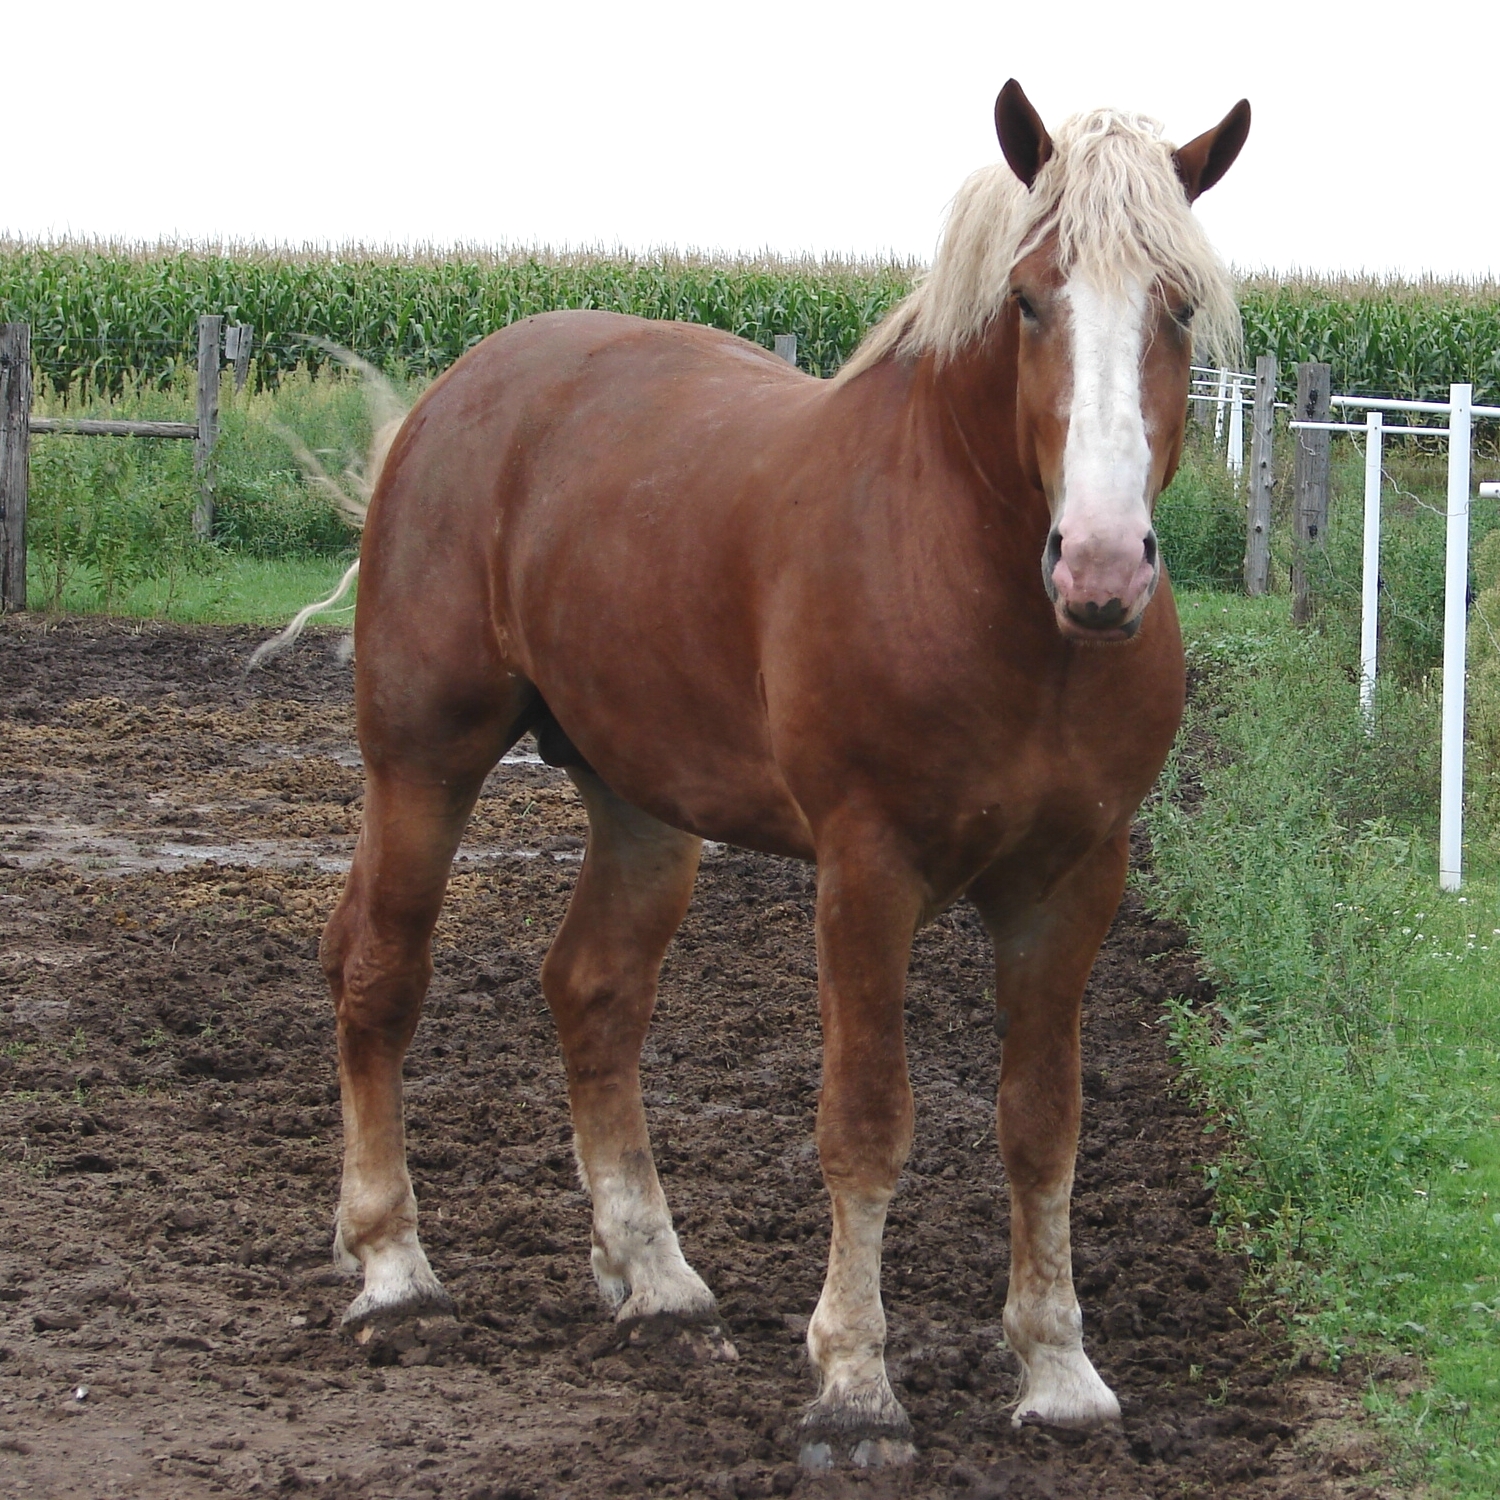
xmin=1146 ymin=596 xmax=1500 ymax=1495
xmin=25 ymin=367 xmax=375 ymax=613
xmin=1154 ymin=431 xmax=1245 ymax=591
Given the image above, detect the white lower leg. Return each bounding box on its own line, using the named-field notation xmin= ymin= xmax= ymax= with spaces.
xmin=580 ymin=1144 xmax=716 ymax=1322
xmin=805 ymin=1192 xmax=911 ymax=1444
xmin=1005 ymin=1178 xmax=1119 ymax=1428
xmin=335 ymin=1168 xmax=450 ymax=1330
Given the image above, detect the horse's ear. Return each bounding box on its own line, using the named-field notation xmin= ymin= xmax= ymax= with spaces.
xmin=994 ymin=79 xmax=1054 ymax=189
xmin=1172 ymin=99 xmax=1251 ymax=202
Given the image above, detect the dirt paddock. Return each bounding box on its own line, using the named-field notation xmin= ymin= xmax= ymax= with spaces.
xmin=0 ymin=619 xmax=1395 ymax=1499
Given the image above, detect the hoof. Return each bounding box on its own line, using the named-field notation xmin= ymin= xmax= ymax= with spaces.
xmin=1011 ymin=1344 xmax=1122 ymax=1430
xmin=341 ymin=1282 xmax=455 ymax=1338
xmin=799 ymin=1435 xmax=917 ymax=1470
xmin=799 ymin=1403 xmax=915 ymax=1471
xmin=619 ymin=1311 xmax=738 ymax=1364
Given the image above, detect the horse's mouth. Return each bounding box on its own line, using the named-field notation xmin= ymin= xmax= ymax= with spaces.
xmin=1054 ymin=600 xmax=1144 ymax=644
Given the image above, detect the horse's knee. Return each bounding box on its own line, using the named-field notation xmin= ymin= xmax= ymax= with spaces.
xmin=542 ymin=946 xmax=650 ymax=1048
xmin=319 ymin=899 xmax=357 ymax=994
xmin=323 ymin=912 xmax=431 ymax=1044
xmin=816 ymin=1078 xmax=913 ymax=1191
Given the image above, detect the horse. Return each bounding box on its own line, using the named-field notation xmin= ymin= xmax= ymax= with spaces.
xmin=316 ymin=79 xmax=1249 ymax=1468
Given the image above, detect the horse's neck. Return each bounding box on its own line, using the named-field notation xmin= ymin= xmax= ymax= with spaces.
xmin=909 ymin=328 xmax=1051 ymax=569
xmin=928 ymin=312 xmax=1019 ymax=462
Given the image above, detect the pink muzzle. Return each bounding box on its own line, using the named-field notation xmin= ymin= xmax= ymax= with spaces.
xmin=1043 ymin=526 xmax=1159 ymax=639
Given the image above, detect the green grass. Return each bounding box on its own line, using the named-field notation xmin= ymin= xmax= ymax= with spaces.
xmin=1154 ymin=428 xmax=1251 ymax=592
xmin=24 ymin=552 xmax=356 ymax=625
xmin=1147 ymin=592 xmax=1500 ymax=1497
xmin=18 ymin=366 xmax=376 ymax=622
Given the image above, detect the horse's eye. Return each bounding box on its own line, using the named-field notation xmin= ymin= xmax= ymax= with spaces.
xmin=1174 ymin=304 xmax=1196 ymax=327
xmin=1015 ymin=292 xmax=1038 ymax=322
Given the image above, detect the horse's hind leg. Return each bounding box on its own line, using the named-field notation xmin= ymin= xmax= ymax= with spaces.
xmin=323 ymin=725 xmax=509 ymax=1333
xmin=542 ymin=769 xmax=728 ymax=1345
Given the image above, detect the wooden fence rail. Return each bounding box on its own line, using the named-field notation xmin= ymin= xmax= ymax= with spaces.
xmin=28 ymin=419 xmax=199 ymax=439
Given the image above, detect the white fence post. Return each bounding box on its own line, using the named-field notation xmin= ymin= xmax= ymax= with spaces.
xmin=1360 ymin=410 xmax=1383 ymax=728
xmin=1302 ymin=385 xmax=1499 ymax=889
xmin=1439 ymin=382 xmax=1472 ymax=891
xmin=1227 ymin=374 xmax=1245 ymax=479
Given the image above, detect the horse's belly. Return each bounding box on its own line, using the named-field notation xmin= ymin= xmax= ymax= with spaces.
xmin=530 ymin=650 xmax=817 ymax=858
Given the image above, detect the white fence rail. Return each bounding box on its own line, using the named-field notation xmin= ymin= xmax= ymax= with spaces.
xmin=1190 ymin=365 xmax=1253 ymax=476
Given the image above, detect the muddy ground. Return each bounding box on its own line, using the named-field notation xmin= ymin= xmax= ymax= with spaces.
xmin=0 ymin=618 xmax=1399 ymax=1500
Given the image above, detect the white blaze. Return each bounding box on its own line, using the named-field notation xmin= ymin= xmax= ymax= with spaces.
xmin=1059 ymin=275 xmax=1152 ymax=538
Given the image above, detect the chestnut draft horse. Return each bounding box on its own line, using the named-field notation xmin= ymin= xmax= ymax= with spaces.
xmin=319 ymin=81 xmax=1250 ymax=1466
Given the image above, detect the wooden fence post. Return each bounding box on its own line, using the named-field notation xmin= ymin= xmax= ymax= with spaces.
xmin=1244 ymin=354 xmax=1277 ymax=596
xmin=225 ymin=323 xmax=254 ymax=391
xmin=1191 ymin=370 xmax=1212 ymax=431
xmin=0 ymin=323 xmax=31 ymax=613
xmin=773 ymin=334 xmax=797 ymax=366
xmin=193 ymin=314 xmax=223 ymax=540
xmin=1291 ymin=361 xmax=1331 ymax=624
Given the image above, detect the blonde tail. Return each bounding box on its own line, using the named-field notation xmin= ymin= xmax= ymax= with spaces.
xmin=246 ymin=557 xmax=363 ymax=671
xmin=248 ymin=347 xmax=410 ymax=669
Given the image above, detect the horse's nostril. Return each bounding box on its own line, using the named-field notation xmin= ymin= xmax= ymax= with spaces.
xmin=1142 ymin=530 xmax=1158 ymax=569
xmin=1041 ymin=528 xmax=1065 ymax=600
xmin=1067 ymin=597 xmax=1127 ymax=630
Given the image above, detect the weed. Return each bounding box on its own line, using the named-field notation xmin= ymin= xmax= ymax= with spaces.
xmin=1148 ymin=592 xmax=1500 ymax=1497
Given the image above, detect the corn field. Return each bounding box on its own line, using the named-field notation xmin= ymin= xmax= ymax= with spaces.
xmin=3 ymin=242 xmax=1499 ymax=405
xmin=0 ymin=242 xmax=916 ymax=392
xmin=1239 ymin=274 xmax=1500 ymax=407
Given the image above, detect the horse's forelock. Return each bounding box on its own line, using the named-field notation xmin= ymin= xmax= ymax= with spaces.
xmin=840 ymin=108 xmax=1241 ymax=379
xmin=1037 ymin=110 xmax=1241 ymax=366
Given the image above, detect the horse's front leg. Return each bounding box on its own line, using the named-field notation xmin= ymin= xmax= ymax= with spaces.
xmin=800 ymin=838 xmax=922 ymax=1469
xmin=972 ymin=833 xmax=1129 ymax=1429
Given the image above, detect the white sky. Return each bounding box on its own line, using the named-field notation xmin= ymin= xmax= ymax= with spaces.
xmin=10 ymin=0 xmax=1499 ymax=277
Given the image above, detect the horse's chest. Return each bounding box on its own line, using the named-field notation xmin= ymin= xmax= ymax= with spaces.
xmin=951 ymin=678 xmax=1179 ymax=858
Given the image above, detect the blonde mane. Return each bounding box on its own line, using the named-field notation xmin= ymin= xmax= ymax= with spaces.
xmin=839 ymin=108 xmax=1240 ymax=379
